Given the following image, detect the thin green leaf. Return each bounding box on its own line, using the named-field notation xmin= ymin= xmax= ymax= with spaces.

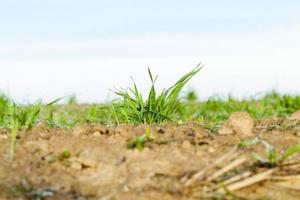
xmin=281 ymin=143 xmax=300 ymax=161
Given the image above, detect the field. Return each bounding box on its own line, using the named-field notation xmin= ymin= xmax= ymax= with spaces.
xmin=1 ymin=68 xmax=300 ymax=200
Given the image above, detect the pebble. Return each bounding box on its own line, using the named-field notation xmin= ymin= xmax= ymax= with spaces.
xmin=71 ymin=162 xmax=82 ymax=170
xmin=218 ymin=112 xmax=254 ymax=137
xmin=92 ymin=131 xmax=101 ymax=137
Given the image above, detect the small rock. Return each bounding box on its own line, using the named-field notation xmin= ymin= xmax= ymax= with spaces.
xmin=289 ymin=110 xmax=300 ymax=121
xmin=123 ymin=185 xmax=129 ymax=192
xmin=228 ymin=112 xmax=254 ymax=136
xmin=208 ymin=147 xmax=215 ymax=153
xmin=71 ymin=162 xmax=82 ymax=170
xmin=92 ymin=131 xmax=101 ymax=137
xmin=219 ymin=112 xmax=254 ymax=137
xmin=0 ymin=134 xmax=8 ymax=140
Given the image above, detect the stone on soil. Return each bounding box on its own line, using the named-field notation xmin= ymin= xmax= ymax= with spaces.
xmin=219 ymin=112 xmax=254 ymax=137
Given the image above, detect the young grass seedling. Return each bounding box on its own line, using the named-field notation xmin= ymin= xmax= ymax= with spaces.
xmin=240 ymin=138 xmax=300 ymax=167
xmin=113 ymin=64 xmax=203 ymax=124
xmin=252 ymin=140 xmax=278 ymax=167
xmin=127 ymin=127 xmax=153 ymax=150
xmin=47 ymin=149 xmax=71 ymax=163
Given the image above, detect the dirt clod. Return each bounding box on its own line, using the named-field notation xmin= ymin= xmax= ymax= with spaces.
xmin=219 ymin=112 xmax=254 ymax=137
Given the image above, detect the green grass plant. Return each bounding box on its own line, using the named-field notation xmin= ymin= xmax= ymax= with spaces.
xmin=7 ymin=98 xmax=62 ymax=158
xmin=113 ymin=65 xmax=203 ymax=124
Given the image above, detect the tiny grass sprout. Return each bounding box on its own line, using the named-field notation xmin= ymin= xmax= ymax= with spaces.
xmin=252 ymin=140 xmax=278 ymax=167
xmin=238 ymin=137 xmax=260 ymax=148
xmin=47 ymin=155 xmax=57 ymax=163
xmin=248 ymin=139 xmax=300 ymax=167
xmin=239 ymin=138 xmax=300 ymax=167
xmin=44 ymin=97 xmax=64 ymax=127
xmin=47 ymin=149 xmax=71 ymax=163
xmin=60 ymin=149 xmax=71 ymax=159
xmin=127 ymin=127 xmax=153 ymax=150
xmin=280 ymin=143 xmax=300 ymax=161
xmin=114 ymin=64 xmax=203 ymax=124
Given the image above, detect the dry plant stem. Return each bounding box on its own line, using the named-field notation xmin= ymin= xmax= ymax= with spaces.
xmin=222 ymin=171 xmax=252 ymax=186
xmin=185 ymin=146 xmax=240 ymax=187
xmin=207 ymin=156 xmax=248 ymax=181
xmin=217 ymin=169 xmax=275 ymax=193
xmin=269 ymin=175 xmax=300 ymax=181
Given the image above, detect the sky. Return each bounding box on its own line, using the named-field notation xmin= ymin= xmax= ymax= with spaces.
xmin=0 ymin=0 xmax=300 ymax=103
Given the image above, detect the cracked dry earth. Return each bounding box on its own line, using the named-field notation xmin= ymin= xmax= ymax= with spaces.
xmin=1 ymin=112 xmax=300 ymax=200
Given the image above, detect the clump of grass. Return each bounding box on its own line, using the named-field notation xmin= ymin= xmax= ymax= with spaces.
xmin=7 ymin=102 xmax=42 ymax=159
xmin=9 ymin=101 xmax=43 ymax=130
xmin=8 ymin=98 xmax=62 ymax=159
xmin=9 ymin=98 xmax=61 ymax=130
xmin=113 ymin=65 xmax=203 ymax=124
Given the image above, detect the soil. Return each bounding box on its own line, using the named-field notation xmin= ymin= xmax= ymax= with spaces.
xmin=1 ymin=114 xmax=300 ymax=200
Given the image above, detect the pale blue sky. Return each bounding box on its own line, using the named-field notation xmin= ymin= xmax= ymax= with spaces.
xmin=1 ymin=1 xmax=300 ymax=102
xmin=1 ymin=0 xmax=299 ymax=42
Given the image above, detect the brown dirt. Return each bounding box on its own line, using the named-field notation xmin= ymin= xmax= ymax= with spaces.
xmin=1 ymin=115 xmax=300 ymax=200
